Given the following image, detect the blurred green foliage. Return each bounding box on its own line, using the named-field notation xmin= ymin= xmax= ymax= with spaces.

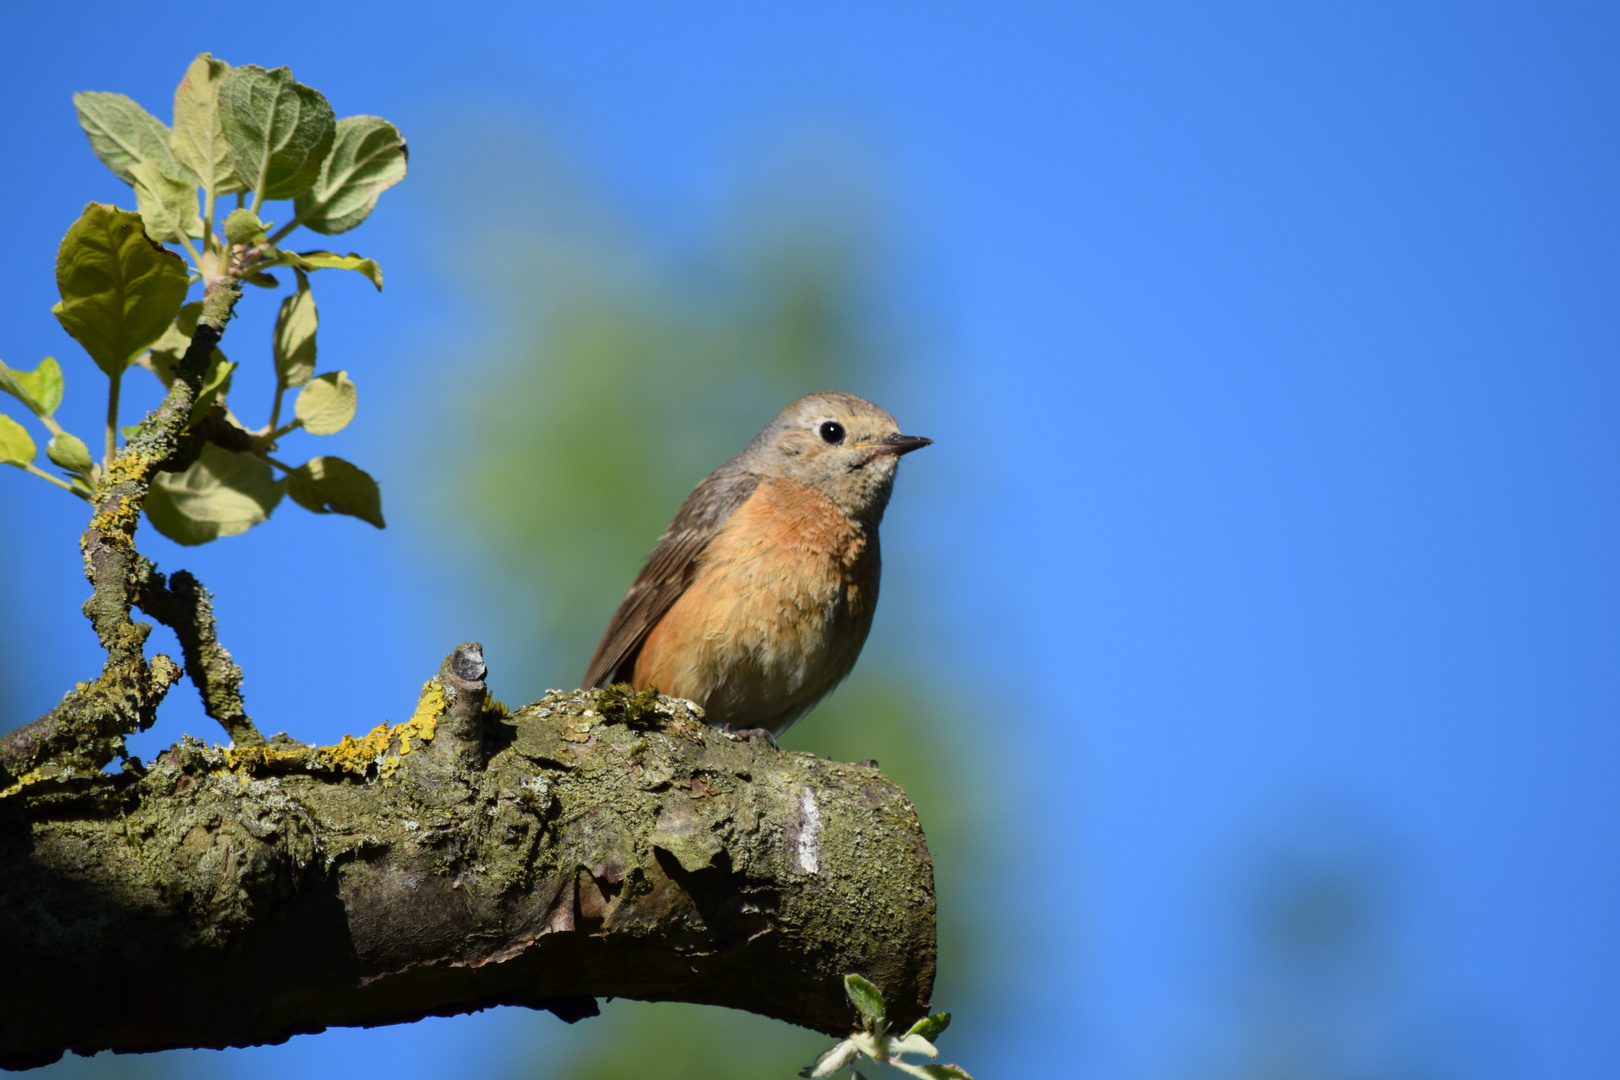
xmin=420 ymin=124 xmax=984 ymax=1077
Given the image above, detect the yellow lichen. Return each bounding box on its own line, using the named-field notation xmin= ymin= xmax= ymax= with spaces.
xmin=0 ymin=767 xmax=51 ymax=800
xmin=220 ymin=679 xmax=446 ymax=780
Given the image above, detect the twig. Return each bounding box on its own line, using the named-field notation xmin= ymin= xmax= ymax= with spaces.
xmin=13 ymin=462 xmax=92 ymax=502
xmin=130 ymin=557 xmax=265 ymax=748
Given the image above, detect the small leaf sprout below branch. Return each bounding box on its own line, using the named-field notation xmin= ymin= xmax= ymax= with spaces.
xmin=800 ymin=975 xmax=973 ymax=1080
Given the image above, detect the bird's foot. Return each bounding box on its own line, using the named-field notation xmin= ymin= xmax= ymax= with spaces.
xmin=729 ymin=727 xmax=779 ymax=749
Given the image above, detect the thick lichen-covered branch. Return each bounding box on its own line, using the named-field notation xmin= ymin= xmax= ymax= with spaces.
xmin=0 ymin=277 xmax=242 ymax=791
xmin=0 ymin=647 xmax=937 ymax=1071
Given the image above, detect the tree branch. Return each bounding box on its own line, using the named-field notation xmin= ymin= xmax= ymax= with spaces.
xmin=0 ymin=647 xmax=938 ymax=1070
xmin=130 ymin=557 xmax=266 ymax=748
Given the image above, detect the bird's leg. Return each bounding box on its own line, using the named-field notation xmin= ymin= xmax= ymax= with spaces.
xmin=728 ymin=727 xmax=779 ymax=749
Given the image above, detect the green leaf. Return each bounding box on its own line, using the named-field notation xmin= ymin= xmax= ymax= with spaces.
xmin=295 ymin=371 xmax=357 ymax=435
xmin=72 ymin=91 xmax=185 ymax=186
xmin=0 ymin=414 xmax=37 ymax=465
xmin=145 ymin=444 xmax=284 ymax=545
xmin=293 ymin=116 xmax=407 ymax=235
xmin=128 ymin=161 xmax=203 ymax=246
xmin=274 ymin=274 xmax=318 ymax=389
xmin=0 ymin=357 xmax=64 ymax=417
xmin=52 ymin=203 xmax=190 ymax=377
xmin=288 ymin=250 xmax=383 ymax=290
xmin=904 ymin=1014 xmax=951 ymax=1042
xmin=142 ymin=318 xmax=191 ymax=385
xmin=843 ymin=975 xmax=886 ymax=1028
xmin=46 ymin=432 xmax=93 ymax=475
xmin=285 ymin=455 xmax=384 ymax=528
xmin=219 ymin=65 xmax=336 ymax=202
xmin=191 ymin=355 xmax=236 ymax=424
xmin=176 ymin=299 xmax=205 ymax=337
xmin=172 ymin=53 xmax=245 ymax=197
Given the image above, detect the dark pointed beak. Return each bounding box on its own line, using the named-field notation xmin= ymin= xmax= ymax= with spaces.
xmin=875 ymin=434 xmax=933 ymax=456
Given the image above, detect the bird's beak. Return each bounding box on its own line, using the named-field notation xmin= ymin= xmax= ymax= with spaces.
xmin=872 ymin=434 xmax=933 ymax=456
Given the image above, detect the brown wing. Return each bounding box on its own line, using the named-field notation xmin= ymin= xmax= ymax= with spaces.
xmin=582 ymin=469 xmax=760 ymax=688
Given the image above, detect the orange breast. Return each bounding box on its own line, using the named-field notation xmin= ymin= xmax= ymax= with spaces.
xmin=632 ymin=476 xmax=881 ymax=734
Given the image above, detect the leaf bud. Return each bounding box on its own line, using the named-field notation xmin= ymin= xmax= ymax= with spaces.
xmin=223 ymin=208 xmax=268 ymax=246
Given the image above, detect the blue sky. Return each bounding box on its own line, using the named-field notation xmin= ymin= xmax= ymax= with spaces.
xmin=3 ymin=3 xmax=1618 ymax=1078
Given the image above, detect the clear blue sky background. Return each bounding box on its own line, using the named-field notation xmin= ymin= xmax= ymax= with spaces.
xmin=3 ymin=3 xmax=1617 ymax=1078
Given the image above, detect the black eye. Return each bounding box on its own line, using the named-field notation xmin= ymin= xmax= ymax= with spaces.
xmin=818 ymin=421 xmax=846 ymax=445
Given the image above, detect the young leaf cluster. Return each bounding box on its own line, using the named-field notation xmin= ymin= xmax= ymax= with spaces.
xmin=0 ymin=357 xmax=93 ymax=498
xmin=800 ymin=975 xmax=973 ymax=1080
xmin=1 ymin=54 xmax=405 ymax=543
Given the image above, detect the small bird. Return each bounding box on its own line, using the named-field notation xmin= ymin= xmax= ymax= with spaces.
xmin=583 ymin=392 xmax=931 ymax=739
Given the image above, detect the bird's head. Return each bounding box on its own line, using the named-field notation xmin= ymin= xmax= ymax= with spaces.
xmin=741 ymin=391 xmax=931 ymax=521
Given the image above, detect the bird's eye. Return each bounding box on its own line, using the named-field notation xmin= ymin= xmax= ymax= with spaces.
xmin=818 ymin=421 xmax=846 ymax=445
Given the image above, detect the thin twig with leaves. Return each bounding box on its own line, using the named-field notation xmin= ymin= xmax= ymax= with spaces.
xmin=0 ymin=54 xmax=403 ymax=774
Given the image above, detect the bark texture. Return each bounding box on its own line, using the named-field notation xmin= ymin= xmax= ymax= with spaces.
xmin=0 ymin=647 xmax=937 ymax=1070
xmin=130 ymin=556 xmax=265 ymax=748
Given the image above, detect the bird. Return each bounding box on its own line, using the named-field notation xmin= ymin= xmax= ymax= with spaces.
xmin=583 ymin=391 xmax=931 ymax=740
